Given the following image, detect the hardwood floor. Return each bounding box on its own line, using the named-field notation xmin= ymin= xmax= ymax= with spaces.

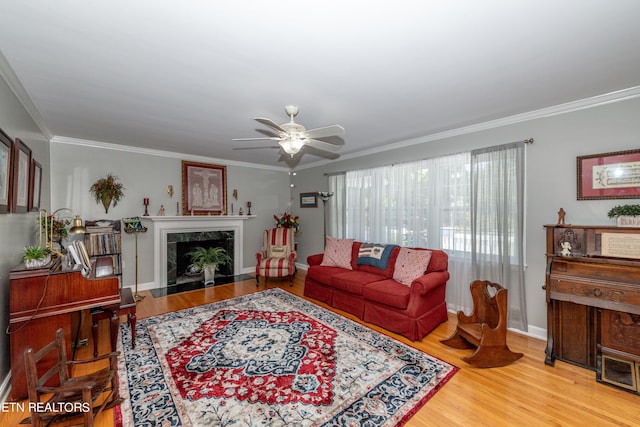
xmin=2 ymin=272 xmax=639 ymax=426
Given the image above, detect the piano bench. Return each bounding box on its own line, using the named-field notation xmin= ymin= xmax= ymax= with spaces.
xmin=91 ymin=287 xmax=137 ymax=357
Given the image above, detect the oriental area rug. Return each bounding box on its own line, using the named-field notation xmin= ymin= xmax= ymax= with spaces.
xmin=115 ymin=288 xmax=457 ymax=426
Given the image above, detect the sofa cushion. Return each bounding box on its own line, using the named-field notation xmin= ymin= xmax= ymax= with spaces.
xmin=363 ymin=279 xmax=411 ymax=309
xmin=306 ymin=265 xmax=347 ymax=287
xmin=331 ymin=271 xmax=386 ymax=295
xmin=320 ymin=237 xmax=354 ymax=269
xmin=393 ymin=248 xmax=432 ymax=286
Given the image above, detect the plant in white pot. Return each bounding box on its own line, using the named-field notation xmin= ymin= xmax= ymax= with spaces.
xmin=185 ymin=246 xmax=232 ymax=285
xmin=22 ymin=246 xmax=51 ymax=269
xmin=607 ymin=204 xmax=640 ymax=227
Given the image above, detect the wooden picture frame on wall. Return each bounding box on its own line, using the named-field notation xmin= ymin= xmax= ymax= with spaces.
xmin=299 ymin=192 xmax=318 ymax=208
xmin=181 ymin=161 xmax=227 ymax=215
xmin=11 ymin=138 xmax=32 ymax=213
xmin=577 ymin=149 xmax=640 ymax=200
xmin=0 ymin=129 xmax=12 ymax=213
xmin=29 ymin=159 xmax=42 ymax=211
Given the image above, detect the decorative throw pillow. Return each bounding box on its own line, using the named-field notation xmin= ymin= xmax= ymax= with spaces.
xmin=320 ymin=237 xmax=354 ymax=269
xmin=393 ymin=248 xmax=432 ymax=286
xmin=269 ymin=245 xmax=288 ymax=258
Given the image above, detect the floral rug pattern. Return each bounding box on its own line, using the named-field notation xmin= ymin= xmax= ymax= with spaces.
xmin=117 ymin=289 xmax=457 ymax=426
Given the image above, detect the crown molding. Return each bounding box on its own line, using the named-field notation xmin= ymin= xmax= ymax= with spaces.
xmin=50 ymin=136 xmax=290 ymax=172
xmin=296 ymin=86 xmax=640 ymax=170
xmin=0 ymin=50 xmax=52 ymax=139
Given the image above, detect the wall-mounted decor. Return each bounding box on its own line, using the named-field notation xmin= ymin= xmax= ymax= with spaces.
xmin=577 ymin=149 xmax=640 ymax=200
xmin=0 ymin=129 xmax=12 ymax=213
xmin=182 ymin=161 xmax=227 ymax=215
xmin=299 ymin=192 xmax=318 ymax=208
xmin=11 ymin=138 xmax=31 ymax=213
xmin=29 ymin=159 xmax=42 ymax=211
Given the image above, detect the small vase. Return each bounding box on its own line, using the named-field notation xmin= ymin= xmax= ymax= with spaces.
xmin=617 ymin=216 xmax=640 ymax=227
xmin=203 ymin=264 xmax=216 ymax=286
xmin=101 ymin=196 xmax=112 ymax=213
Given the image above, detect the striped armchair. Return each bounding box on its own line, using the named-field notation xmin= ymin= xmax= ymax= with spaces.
xmin=256 ymin=228 xmax=297 ymax=287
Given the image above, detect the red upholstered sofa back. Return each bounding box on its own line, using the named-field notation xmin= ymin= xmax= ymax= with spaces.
xmin=347 ymin=242 xmax=448 ymax=279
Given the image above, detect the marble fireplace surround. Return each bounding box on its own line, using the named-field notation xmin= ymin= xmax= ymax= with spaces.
xmin=145 ymin=216 xmax=252 ymax=288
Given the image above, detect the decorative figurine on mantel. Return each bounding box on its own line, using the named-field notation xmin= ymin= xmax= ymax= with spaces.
xmin=157 ymin=205 xmax=165 ymax=216
xmin=557 ymin=208 xmax=567 ymax=225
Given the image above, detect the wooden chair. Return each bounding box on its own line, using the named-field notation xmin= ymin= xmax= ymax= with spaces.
xmin=23 ymin=328 xmax=122 ymax=426
xmin=91 ymin=287 xmax=137 ymax=356
xmin=441 ymin=280 xmax=523 ymax=368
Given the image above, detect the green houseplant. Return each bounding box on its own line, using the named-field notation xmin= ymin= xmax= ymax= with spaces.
xmin=185 ymin=246 xmax=232 ymax=285
xmin=23 ymin=246 xmax=51 ymax=269
xmin=607 ymin=204 xmax=640 ymax=227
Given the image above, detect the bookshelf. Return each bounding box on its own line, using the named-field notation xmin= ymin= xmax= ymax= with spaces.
xmin=84 ymin=219 xmax=122 ymax=283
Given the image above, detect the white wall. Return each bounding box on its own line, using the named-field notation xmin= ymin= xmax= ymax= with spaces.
xmin=291 ymin=96 xmax=640 ymax=334
xmin=49 ymin=141 xmax=291 ymax=289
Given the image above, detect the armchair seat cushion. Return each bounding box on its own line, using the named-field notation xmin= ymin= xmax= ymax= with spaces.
xmin=259 ymin=257 xmax=294 ymax=277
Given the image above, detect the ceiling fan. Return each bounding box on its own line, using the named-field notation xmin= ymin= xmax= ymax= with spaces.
xmin=233 ymin=105 xmax=345 ymax=159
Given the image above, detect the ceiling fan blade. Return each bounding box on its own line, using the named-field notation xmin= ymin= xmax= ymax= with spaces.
xmin=255 ymin=117 xmax=286 ymax=133
xmin=233 ymin=146 xmax=280 ymax=150
xmin=306 ymin=138 xmax=342 ymax=153
xmin=304 ymin=125 xmax=345 ymax=139
xmin=256 ymin=129 xmax=280 ymax=138
xmin=232 ymin=137 xmax=281 ymax=141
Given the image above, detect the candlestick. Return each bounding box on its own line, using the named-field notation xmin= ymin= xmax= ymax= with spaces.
xmin=247 ymin=201 xmax=252 ymax=215
xmin=143 ymin=198 xmax=150 ymax=216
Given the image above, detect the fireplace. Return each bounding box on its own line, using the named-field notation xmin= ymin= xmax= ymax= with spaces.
xmin=167 ymin=231 xmax=234 ymax=286
xmin=147 ymin=216 xmax=249 ymax=289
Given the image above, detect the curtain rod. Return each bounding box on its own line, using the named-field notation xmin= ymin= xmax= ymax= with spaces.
xmin=323 ymin=137 xmax=534 ymax=176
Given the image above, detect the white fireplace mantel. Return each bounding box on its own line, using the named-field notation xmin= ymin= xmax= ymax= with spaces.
xmin=142 ymin=216 xmax=254 ymax=288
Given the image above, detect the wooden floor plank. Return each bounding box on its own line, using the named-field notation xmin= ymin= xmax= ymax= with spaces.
xmin=2 ymin=272 xmax=638 ymax=426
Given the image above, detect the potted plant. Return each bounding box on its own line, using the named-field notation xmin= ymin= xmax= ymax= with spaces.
xmin=185 ymin=246 xmax=232 ymax=285
xmin=23 ymin=246 xmax=51 ymax=269
xmin=90 ymin=173 xmax=125 ymax=213
xmin=607 ymin=204 xmax=640 ymax=227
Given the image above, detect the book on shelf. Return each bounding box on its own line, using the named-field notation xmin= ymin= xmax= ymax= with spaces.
xmin=85 ymin=225 xmax=113 ymax=233
xmin=94 ymin=256 xmax=115 ymax=278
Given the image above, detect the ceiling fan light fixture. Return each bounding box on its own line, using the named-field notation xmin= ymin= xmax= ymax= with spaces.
xmin=280 ymin=138 xmax=305 ymax=157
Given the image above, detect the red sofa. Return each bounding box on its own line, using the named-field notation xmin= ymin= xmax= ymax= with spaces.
xmin=304 ymin=242 xmax=450 ymax=341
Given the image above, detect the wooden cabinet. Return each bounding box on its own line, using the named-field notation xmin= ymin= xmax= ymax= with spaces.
xmin=544 ymin=225 xmax=640 ymax=394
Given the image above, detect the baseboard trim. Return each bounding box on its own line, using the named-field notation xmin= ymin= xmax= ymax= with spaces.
xmin=0 ymin=372 xmax=11 ymax=405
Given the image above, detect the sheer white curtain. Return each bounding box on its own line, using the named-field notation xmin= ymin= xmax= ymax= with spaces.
xmin=337 ymin=145 xmax=527 ymax=331
xmin=470 ymin=143 xmax=527 ymax=330
xmin=328 ymin=173 xmax=346 ymax=238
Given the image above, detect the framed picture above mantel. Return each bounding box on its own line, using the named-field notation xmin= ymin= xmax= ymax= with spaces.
xmin=181 ymin=161 xmax=227 ymax=215
xmin=577 ymin=149 xmax=640 ymax=200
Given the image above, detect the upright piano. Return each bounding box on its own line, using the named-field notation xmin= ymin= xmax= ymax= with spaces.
xmin=8 ymin=261 xmax=120 ymax=399
xmin=544 ymin=225 xmax=640 ymax=394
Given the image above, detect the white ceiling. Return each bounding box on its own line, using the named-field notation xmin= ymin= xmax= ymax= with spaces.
xmin=1 ymin=1 xmax=640 ymax=169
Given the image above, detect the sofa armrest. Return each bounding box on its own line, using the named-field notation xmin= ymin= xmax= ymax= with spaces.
xmin=307 ymin=253 xmax=324 ymax=266
xmin=411 ymin=271 xmax=450 ymax=295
